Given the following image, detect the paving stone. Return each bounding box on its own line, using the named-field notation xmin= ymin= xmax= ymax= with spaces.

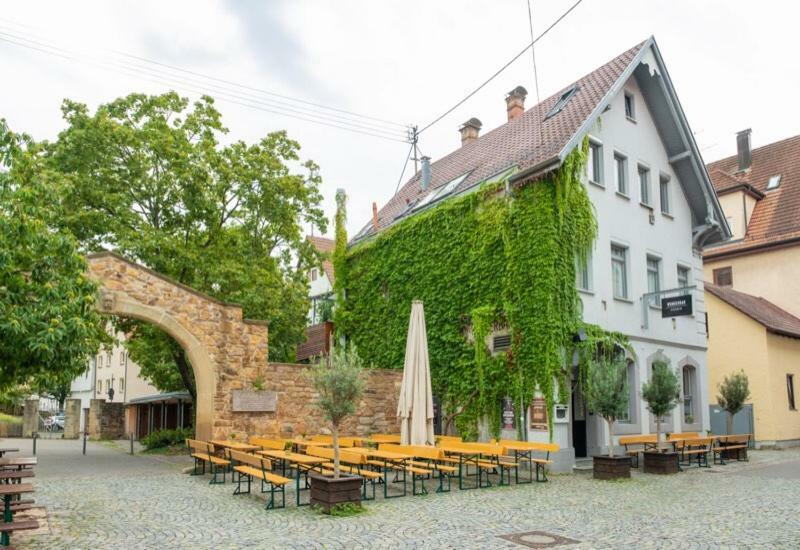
xmin=11 ymin=441 xmax=800 ymax=549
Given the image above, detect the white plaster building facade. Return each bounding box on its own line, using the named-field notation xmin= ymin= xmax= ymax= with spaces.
xmin=354 ymin=37 xmax=729 ymax=471
xmin=69 ymin=333 xmax=158 ymax=431
xmin=306 ymin=236 xmax=335 ymax=325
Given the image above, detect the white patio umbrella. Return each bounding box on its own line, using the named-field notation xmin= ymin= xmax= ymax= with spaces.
xmin=398 ymin=300 xmax=435 ymax=446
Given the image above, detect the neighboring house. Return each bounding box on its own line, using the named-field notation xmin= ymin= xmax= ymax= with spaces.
xmin=69 ymin=333 xmax=159 ymax=433
xmin=351 ymin=37 xmax=729 ymax=468
xmin=703 ymin=132 xmax=800 ymax=316
xmin=705 ymin=284 xmax=800 ymax=447
xmin=702 ymin=131 xmax=800 ymax=444
xmin=307 ymin=236 xmax=335 ymax=324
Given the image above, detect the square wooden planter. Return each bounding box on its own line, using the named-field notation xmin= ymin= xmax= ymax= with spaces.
xmin=308 ymin=472 xmax=362 ymax=513
xmin=643 ymin=451 xmax=679 ymax=474
xmin=592 ymin=455 xmax=631 ymax=480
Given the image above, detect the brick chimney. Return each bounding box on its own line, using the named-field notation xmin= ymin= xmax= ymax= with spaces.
xmin=736 ymin=128 xmax=752 ymax=172
xmin=371 ymin=202 xmax=379 ymax=231
xmin=459 ymin=118 xmax=482 ymax=146
xmin=505 ymin=85 xmax=528 ymax=121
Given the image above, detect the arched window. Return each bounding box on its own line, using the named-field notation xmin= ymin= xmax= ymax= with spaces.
xmin=682 ymin=364 xmax=697 ymax=423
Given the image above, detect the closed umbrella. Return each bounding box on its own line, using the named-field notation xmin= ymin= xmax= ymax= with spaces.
xmin=398 ymin=300 xmax=435 ymax=446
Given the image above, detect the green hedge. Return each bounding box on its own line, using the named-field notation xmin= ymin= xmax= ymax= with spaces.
xmin=140 ymin=428 xmax=194 ymax=450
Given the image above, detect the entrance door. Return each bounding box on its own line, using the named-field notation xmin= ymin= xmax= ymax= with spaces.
xmin=572 ymin=386 xmax=587 ymax=458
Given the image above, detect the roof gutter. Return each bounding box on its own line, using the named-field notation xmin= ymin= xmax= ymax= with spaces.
xmin=507 ymin=155 xmax=562 ymax=186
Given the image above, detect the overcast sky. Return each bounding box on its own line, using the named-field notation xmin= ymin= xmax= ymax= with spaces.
xmin=1 ymin=0 xmax=798 ymax=237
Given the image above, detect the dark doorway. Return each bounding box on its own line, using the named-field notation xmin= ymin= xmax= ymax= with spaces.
xmin=572 ymin=387 xmax=587 ymax=458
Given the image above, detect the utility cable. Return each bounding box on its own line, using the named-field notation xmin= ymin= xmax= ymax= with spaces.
xmin=418 ymin=0 xmax=584 ymax=134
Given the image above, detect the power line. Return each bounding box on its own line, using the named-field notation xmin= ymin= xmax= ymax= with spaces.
xmin=526 ymin=0 xmax=544 ymax=146
xmin=393 ymin=143 xmax=415 ymax=195
xmin=418 ymin=0 xmax=584 ymax=134
xmin=0 ymin=21 xmax=412 ymax=142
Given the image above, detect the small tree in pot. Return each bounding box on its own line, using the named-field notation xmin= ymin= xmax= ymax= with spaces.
xmin=717 ymin=370 xmax=750 ymax=435
xmin=308 ymin=344 xmax=365 ymax=512
xmin=586 ymin=357 xmax=631 ymax=479
xmin=641 ymin=360 xmax=681 ymax=474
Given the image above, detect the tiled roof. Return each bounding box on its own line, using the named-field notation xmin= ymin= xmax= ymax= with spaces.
xmin=704 ymin=134 xmax=800 ymax=258
xmin=353 ymin=39 xmax=648 ymax=241
xmin=307 ymin=236 xmax=335 ymax=285
xmin=706 ymin=283 xmax=800 ymax=339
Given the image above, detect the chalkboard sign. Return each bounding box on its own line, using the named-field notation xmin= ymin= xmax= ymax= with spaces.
xmin=662 ymin=295 xmax=692 ymax=317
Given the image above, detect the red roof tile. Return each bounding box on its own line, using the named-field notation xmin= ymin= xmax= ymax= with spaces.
xmin=706 ymin=283 xmax=800 ymax=339
xmin=354 ymin=40 xmax=648 ymax=240
xmin=704 ymin=134 xmax=800 ymax=258
xmin=307 ymin=236 xmax=335 ymax=285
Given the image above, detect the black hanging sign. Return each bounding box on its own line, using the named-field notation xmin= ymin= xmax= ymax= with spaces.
xmin=662 ymin=295 xmax=692 ymax=318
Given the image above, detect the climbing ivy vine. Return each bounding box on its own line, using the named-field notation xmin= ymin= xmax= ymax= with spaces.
xmin=341 ymin=139 xmax=628 ymax=438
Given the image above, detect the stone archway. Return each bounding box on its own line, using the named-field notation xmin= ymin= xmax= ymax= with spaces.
xmin=86 ymin=251 xmax=269 ymax=441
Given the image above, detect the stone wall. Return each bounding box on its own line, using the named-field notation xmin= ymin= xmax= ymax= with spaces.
xmin=63 ymin=398 xmax=82 ymax=439
xmin=87 ymin=399 xmax=125 ymax=440
xmin=86 ymin=252 xmax=269 ymax=441
xmin=22 ymin=399 xmax=38 ymax=437
xmin=225 ymin=363 xmax=403 ymax=439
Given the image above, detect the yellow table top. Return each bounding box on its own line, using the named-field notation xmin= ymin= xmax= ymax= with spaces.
xmin=258 ymin=450 xmax=327 ymax=464
xmin=210 ymin=440 xmax=260 ymax=451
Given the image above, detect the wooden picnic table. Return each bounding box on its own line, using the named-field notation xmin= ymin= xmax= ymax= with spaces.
xmin=0 ymin=449 xmax=18 ymax=458
xmin=0 ymin=457 xmax=37 ymax=470
xmin=1 ymin=482 xmax=35 ymax=546
xmin=0 ymin=470 xmax=34 ymax=482
xmin=209 ymin=440 xmax=260 ymax=452
xmin=361 ymin=449 xmax=413 ymax=499
xmin=290 ymin=439 xmax=329 ymax=453
xmin=438 ymin=444 xmax=504 ymax=490
xmin=258 ymin=450 xmax=327 ymax=506
xmin=368 ymin=434 xmax=401 ymax=444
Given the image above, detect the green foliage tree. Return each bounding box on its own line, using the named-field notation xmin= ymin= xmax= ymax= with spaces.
xmin=717 ymin=370 xmax=750 ymax=435
xmin=332 ymin=188 xmax=348 ymax=333
xmin=641 ymin=360 xmax=681 ymax=452
xmin=309 ymin=345 xmax=365 ymax=478
xmin=0 ymin=120 xmax=107 ymax=391
xmin=585 ymin=357 xmax=629 ymax=457
xmin=36 ymin=92 xmax=326 ymax=399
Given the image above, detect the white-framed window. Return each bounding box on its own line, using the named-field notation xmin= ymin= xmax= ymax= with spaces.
xmin=659 ymin=174 xmax=671 ymax=214
xmin=638 ymin=165 xmax=651 ymax=206
xmin=611 ymin=244 xmax=629 ymax=300
xmin=767 ymin=175 xmax=781 ymax=190
xmin=310 ymin=268 xmax=318 ymax=282
xmin=119 ymin=378 xmax=125 ymax=394
xmin=624 ymin=91 xmax=636 ymax=120
xmin=619 ymin=360 xmax=637 ymax=423
xmin=96 ymin=380 xmax=102 ymax=393
xmin=588 ymin=140 xmax=603 ymax=185
xmin=682 ymin=365 xmax=697 ymax=423
xmin=614 ymin=153 xmax=628 ymax=195
xmin=647 ymin=256 xmax=661 ymax=306
xmin=575 ymin=250 xmax=593 ymax=292
xmin=677 ymin=265 xmax=691 ymax=289
xmin=97 ymin=355 xmax=103 ymax=368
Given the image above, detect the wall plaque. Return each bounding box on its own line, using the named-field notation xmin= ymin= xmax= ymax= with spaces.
xmin=232 ymin=390 xmax=277 ymax=412
xmin=502 ymin=397 xmax=515 ymax=430
xmin=529 ymin=397 xmax=548 ymax=431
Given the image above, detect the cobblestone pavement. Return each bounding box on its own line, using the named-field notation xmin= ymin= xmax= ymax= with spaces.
xmin=7 ymin=439 xmax=800 ymax=549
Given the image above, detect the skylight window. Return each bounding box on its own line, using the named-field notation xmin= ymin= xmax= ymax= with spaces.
xmin=544 ymin=85 xmax=580 ymax=120
xmin=767 ymin=174 xmax=782 ymax=190
xmin=412 ymin=173 xmax=469 ymax=211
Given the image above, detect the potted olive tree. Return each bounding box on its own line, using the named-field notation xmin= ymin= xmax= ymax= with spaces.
xmin=586 ymin=357 xmax=631 ymax=480
xmin=641 ymin=360 xmax=682 ymax=474
xmin=307 ymin=344 xmax=365 ymax=512
xmin=717 ymin=370 xmax=751 ymax=458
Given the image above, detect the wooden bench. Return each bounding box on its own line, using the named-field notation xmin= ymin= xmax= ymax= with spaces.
xmin=1 ymin=483 xmax=37 ymax=547
xmin=378 ymin=444 xmax=458 ymax=493
xmin=619 ymin=435 xmax=657 ymax=468
xmin=713 ymin=434 xmax=751 ymax=465
xmin=186 ymin=439 xmax=230 ymax=484
xmin=675 ymin=437 xmax=713 ymax=468
xmin=306 ymin=447 xmax=383 ymax=499
xmin=668 ymin=432 xmax=700 ymax=442
xmin=248 ymin=437 xmax=290 ymax=451
xmin=228 ymin=450 xmax=289 ymax=509
xmin=309 ymin=435 xmax=357 ymax=447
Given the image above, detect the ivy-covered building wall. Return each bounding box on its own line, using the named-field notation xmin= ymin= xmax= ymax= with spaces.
xmin=339 ymin=142 xmax=610 ymax=439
